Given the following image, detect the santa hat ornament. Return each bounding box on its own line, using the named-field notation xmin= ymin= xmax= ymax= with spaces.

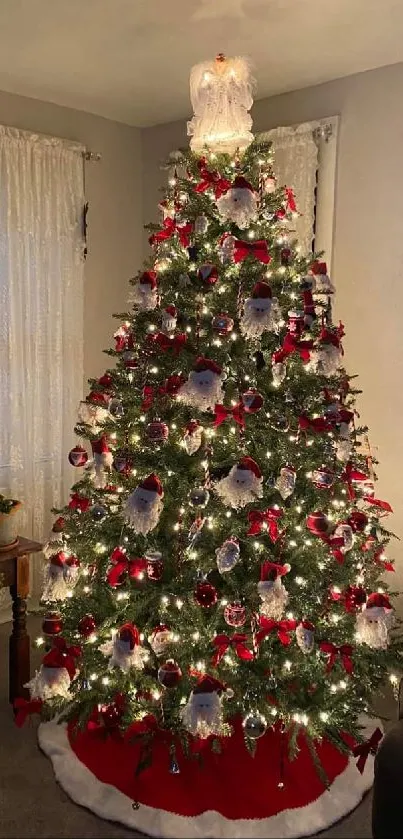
xmin=42 ymin=551 xmax=79 ymax=603
xmin=310 ymin=261 xmax=335 ymax=294
xmin=130 ymin=271 xmax=158 ymax=311
xmin=216 ymin=176 xmax=258 ymax=229
xmin=88 ymin=436 xmax=114 ymax=488
xmin=183 ymin=419 xmax=203 ymax=455
xmin=214 ymin=456 xmax=263 ymax=509
xmin=148 ymin=624 xmax=173 ymax=657
xmin=161 ymin=305 xmax=177 ymax=333
xmin=356 ymin=593 xmax=394 ymax=650
xmin=240 ymin=281 xmax=281 ymax=339
xmin=99 ymin=622 xmax=148 ymax=672
xmin=25 ymin=642 xmax=80 ymax=701
xmin=296 ymin=620 xmax=315 ymax=654
xmin=258 ymin=561 xmax=291 ymax=620
xmin=125 ymin=473 xmax=164 ymax=535
xmin=180 ymin=674 xmax=230 ymax=739
xmin=177 ymin=356 xmax=224 ymax=411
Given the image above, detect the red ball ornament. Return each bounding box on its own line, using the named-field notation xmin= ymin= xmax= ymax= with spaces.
xmin=78 ymin=614 xmax=97 ymax=638
xmin=68 ymin=445 xmax=88 ymax=467
xmin=52 ymin=516 xmax=65 ymax=533
xmin=146 ymin=419 xmax=169 ymax=443
xmin=311 ymin=466 xmax=334 ymax=490
xmin=42 ymin=611 xmax=63 ymax=636
xmin=194 ymin=580 xmax=217 ymax=608
xmin=242 ymin=389 xmax=263 ymax=414
xmin=198 ymin=263 xmax=218 ymax=287
xmin=157 ymin=659 xmax=182 ymax=688
xmin=113 ymin=450 xmax=133 ymax=476
xmin=212 ymin=313 xmax=234 ymax=335
xmin=348 ymin=511 xmax=368 ymax=532
xmin=98 ymin=373 xmax=113 ymax=388
xmin=306 ymin=511 xmax=329 ymax=536
xmin=224 ymin=602 xmax=246 ymax=627
xmin=146 ymin=551 xmax=164 ymax=581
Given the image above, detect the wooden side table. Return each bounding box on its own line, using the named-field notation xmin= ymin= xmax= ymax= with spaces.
xmin=0 ymin=537 xmax=42 ymax=702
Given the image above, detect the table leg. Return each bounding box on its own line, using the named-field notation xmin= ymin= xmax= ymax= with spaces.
xmin=9 ymin=554 xmax=30 ymax=703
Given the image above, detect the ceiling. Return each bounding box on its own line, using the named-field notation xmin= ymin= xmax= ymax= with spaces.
xmin=0 ymin=0 xmax=402 ymax=127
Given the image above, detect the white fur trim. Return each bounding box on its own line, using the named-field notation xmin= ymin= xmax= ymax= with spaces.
xmin=38 ymin=717 xmax=379 ymax=839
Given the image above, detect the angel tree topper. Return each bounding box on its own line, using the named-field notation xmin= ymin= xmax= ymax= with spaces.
xmin=125 ymin=473 xmax=163 ymax=534
xmin=214 ymin=456 xmax=263 ymax=508
xmin=177 ymin=356 xmax=224 ymax=411
xmin=130 ymin=270 xmax=158 ymax=311
xmin=217 ymin=176 xmax=258 ymax=229
xmin=100 ymin=623 xmax=148 ymax=672
xmin=241 ymin=281 xmax=280 ymax=338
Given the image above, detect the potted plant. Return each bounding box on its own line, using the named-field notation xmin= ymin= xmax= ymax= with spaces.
xmin=0 ymin=494 xmax=22 ymax=550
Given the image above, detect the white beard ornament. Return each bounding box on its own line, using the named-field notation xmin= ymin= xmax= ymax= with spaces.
xmin=241 ymin=281 xmax=280 ymax=339
xmin=130 ymin=270 xmax=158 ymax=311
xmin=88 ymin=436 xmax=113 ymax=488
xmin=214 ymin=456 xmax=263 ymax=509
xmin=311 ymin=325 xmax=344 ymax=378
xmin=42 ymin=551 xmax=79 ymax=602
xmin=217 ymin=233 xmax=236 ymax=264
xmin=125 ymin=473 xmax=163 ymax=535
xmin=148 ymin=624 xmax=173 ymax=657
xmin=215 ymin=537 xmax=240 ymax=573
xmin=77 ymin=397 xmax=111 ymax=432
xmin=183 ymin=419 xmax=203 ymax=455
xmin=296 ymin=620 xmax=315 ymax=654
xmin=180 ymin=675 xmax=229 ymax=739
xmin=336 ymin=437 xmax=353 ymax=463
xmin=25 ymin=643 xmax=79 ymax=700
xmin=355 ymin=593 xmax=394 ymax=650
xmin=258 ymin=561 xmax=291 ymax=620
xmin=275 ymin=465 xmax=296 ymax=500
xmin=310 ymin=261 xmax=335 ymax=294
xmin=177 ymin=357 xmax=224 ymax=411
xmin=100 ymin=623 xmax=148 ymax=672
xmin=161 ymin=305 xmax=177 ymax=332
xmin=216 ymin=176 xmax=258 ymax=229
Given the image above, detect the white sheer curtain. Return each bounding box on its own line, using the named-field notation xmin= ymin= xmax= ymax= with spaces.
xmin=0 ymin=126 xmax=85 ymax=611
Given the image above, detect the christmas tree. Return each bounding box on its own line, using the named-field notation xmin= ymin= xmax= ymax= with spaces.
xmin=26 ymin=55 xmax=401 ymax=781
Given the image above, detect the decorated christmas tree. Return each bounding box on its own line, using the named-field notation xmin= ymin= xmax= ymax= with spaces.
xmin=23 ymin=55 xmax=401 ymax=826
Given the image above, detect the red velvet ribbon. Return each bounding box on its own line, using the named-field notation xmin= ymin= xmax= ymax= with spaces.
xmin=214 ymin=402 xmax=245 ymax=429
xmin=363 ymin=495 xmax=393 ymax=514
xmin=14 ymin=697 xmax=43 ymax=728
xmin=273 ymin=332 xmax=313 ymax=364
xmin=107 ymin=548 xmax=147 ymax=587
xmin=149 ymin=217 xmax=193 ymax=248
xmin=212 ymin=633 xmax=254 ymax=666
xmin=255 ymin=617 xmax=297 ymax=647
xmin=68 ymin=493 xmax=91 ymax=512
xmin=285 ymin=187 xmax=297 ymax=213
xmin=195 ymin=158 xmax=231 ymax=198
xmin=46 ymin=637 xmax=81 ymax=679
xmin=373 ymin=546 xmax=395 ymax=572
xmin=341 ymin=461 xmax=370 ymax=500
xmin=319 ymin=321 xmax=345 ymax=350
xmin=320 ymin=641 xmax=353 ymax=674
xmin=233 ymin=238 xmax=271 ymax=264
xmin=141 ymin=375 xmax=186 ymax=411
xmin=298 ymin=414 xmax=333 ymax=433
xmin=260 ymin=560 xmax=289 ymax=580
xmin=353 ymin=728 xmax=383 ymax=773
xmin=246 ymin=507 xmax=283 ymax=541
xmin=146 ymin=331 xmax=187 ymax=356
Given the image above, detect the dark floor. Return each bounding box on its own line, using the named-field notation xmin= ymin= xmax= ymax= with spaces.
xmin=0 ymin=614 xmax=387 ymax=838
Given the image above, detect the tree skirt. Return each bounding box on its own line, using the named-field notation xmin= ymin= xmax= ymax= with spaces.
xmin=38 ymin=716 xmax=377 ymax=839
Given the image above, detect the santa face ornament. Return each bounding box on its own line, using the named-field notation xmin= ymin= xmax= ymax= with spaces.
xmin=258 ymin=577 xmax=289 ymax=620
xmin=240 ymin=282 xmax=281 ymax=339
xmin=125 ymin=474 xmax=164 ymax=535
xmin=99 ymin=626 xmax=148 ymax=672
xmin=214 ymin=458 xmax=263 ymax=509
xmin=355 ymin=600 xmax=394 ymax=650
xmin=130 ymin=271 xmax=158 ymax=311
xmin=25 ymin=665 xmax=72 ymax=701
xmin=180 ymin=690 xmax=224 ymax=739
xmin=216 ymin=177 xmax=258 ymax=229
xmin=177 ymin=362 xmax=224 ymax=411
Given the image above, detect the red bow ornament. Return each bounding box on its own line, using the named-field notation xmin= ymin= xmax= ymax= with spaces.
xmin=298 ymin=413 xmax=333 ymax=434
xmin=341 ymin=461 xmax=369 ymax=500
xmin=195 ymin=158 xmax=231 ymax=198
xmin=214 ymin=402 xmax=245 ymax=429
xmin=46 ymin=637 xmax=82 ymax=679
xmin=247 ymin=507 xmax=284 ymax=542
xmin=284 ymin=186 xmax=298 ymax=213
xmin=68 ymin=492 xmax=91 ymax=512
xmin=14 ymin=697 xmax=43 ymax=728
xmin=149 ymin=217 xmax=193 ymax=249
xmin=273 ymin=332 xmax=313 ymax=364
xmin=107 ymin=547 xmax=147 ymax=587
xmin=146 ymin=331 xmax=187 ymax=356
xmin=233 ymin=238 xmax=271 ymax=264
xmin=141 ymin=375 xmax=186 ymax=411
xmin=319 ymin=321 xmax=345 ymax=351
xmin=353 ymin=728 xmax=383 ymax=773
xmin=320 ymin=641 xmax=353 ymax=674
xmin=212 ymin=633 xmax=254 ymax=666
xmin=373 ymin=546 xmax=395 ymax=572
xmin=255 ymin=617 xmax=297 ymax=647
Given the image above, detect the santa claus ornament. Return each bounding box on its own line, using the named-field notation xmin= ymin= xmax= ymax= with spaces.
xmin=77 ymin=399 xmax=110 ymax=432
xmin=148 ymin=624 xmax=173 ymax=656
xmin=161 ymin=305 xmax=177 ymax=332
xmin=100 ymin=623 xmax=148 ymax=672
xmin=198 ymin=263 xmax=218 ymax=288
xmin=177 ymin=357 xmax=225 ymax=411
xmin=125 ymin=473 xmax=164 ymax=535
xmin=68 ymin=445 xmax=88 ymax=467
xmin=214 ymin=456 xmax=263 ymax=508
xmin=215 ymin=537 xmax=240 ymax=573
xmin=216 ymin=176 xmax=258 ymax=229
xmin=310 ymin=261 xmax=335 ymax=294
xmin=296 ymin=621 xmax=315 ymax=654
xmin=275 ymin=465 xmax=296 ymax=500
xmin=130 ymin=270 xmax=158 ymax=311
xmin=355 ymin=593 xmax=394 ymax=650
xmin=224 ymin=601 xmax=246 ymax=627
xmin=88 ymin=437 xmax=113 ymax=488
xmin=242 ymin=389 xmax=263 ymax=414
xmin=42 ymin=551 xmax=79 ymax=603
xmin=311 ymin=325 xmax=344 ymax=378
xmin=258 ymin=562 xmax=291 ymax=620
xmin=240 ymin=281 xmax=280 ymax=339
xmin=25 ymin=641 xmax=80 ymax=701
xmin=180 ymin=675 xmax=229 ymax=739
xmin=183 ymin=419 xmax=203 ymax=455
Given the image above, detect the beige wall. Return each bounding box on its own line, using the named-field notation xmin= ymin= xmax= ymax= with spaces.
xmin=142 ymin=63 xmax=403 ymax=584
xmin=0 ymin=88 xmax=142 ymax=383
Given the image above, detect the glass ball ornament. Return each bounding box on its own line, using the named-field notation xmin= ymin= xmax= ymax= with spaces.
xmin=189 ymin=487 xmax=210 ymax=508
xmin=270 ymin=415 xmax=289 ymax=433
xmin=306 ymin=511 xmax=329 ymax=536
xmin=157 ymin=659 xmax=182 ymax=688
xmin=90 ymin=503 xmax=108 ymax=521
xmin=109 ymin=398 xmax=124 ymax=418
xmin=113 ymin=450 xmax=133 ymax=476
xmin=68 ymin=445 xmax=88 ymax=467
xmin=78 ymin=614 xmax=97 ymax=638
xmin=195 ymin=215 xmax=209 ymax=235
xmin=146 ymin=419 xmax=169 ymax=443
xmin=243 ymin=711 xmax=267 ymax=739
xmin=311 ymin=466 xmax=334 ymax=489
xmin=344 ymin=584 xmax=367 ymax=613
xmin=224 ymin=601 xmax=246 ymax=627
xmin=42 ymin=611 xmax=63 ymax=636
xmin=242 ymin=389 xmax=263 ymax=414
xmin=146 ymin=551 xmax=164 ymax=581
xmin=194 ymin=580 xmax=217 ymax=608
xmin=122 ymin=351 xmax=138 ymax=369
xmin=212 ymin=313 xmax=234 ymax=335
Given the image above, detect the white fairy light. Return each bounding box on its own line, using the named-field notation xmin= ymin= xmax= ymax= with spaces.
xmin=176 ymin=598 xmax=184 ymax=609
xmin=320 ymin=711 xmax=330 ymax=722
xmin=35 ymin=637 xmax=45 ymax=647
xmin=102 ymin=677 xmax=110 ymax=686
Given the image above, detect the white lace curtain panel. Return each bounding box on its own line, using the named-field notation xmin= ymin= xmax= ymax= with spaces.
xmin=0 ymin=126 xmax=85 ymax=611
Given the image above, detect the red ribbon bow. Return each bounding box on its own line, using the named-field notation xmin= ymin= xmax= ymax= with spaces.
xmin=319 ymin=321 xmax=345 ymax=350
xmin=13 ymin=697 xmax=43 ymax=728
xmin=141 ymin=375 xmax=186 ymax=411
xmin=285 ymin=186 xmax=297 ymax=213
xmin=107 ymin=548 xmax=147 ymax=587
xmin=212 ymin=633 xmax=254 ymax=666
xmin=233 ymin=238 xmax=271 ymax=264
xmin=146 ymin=331 xmax=187 ymax=356
xmin=68 ymin=493 xmax=91 ymax=512
xmin=363 ymin=494 xmax=393 ymax=514
xmin=341 ymin=461 xmax=370 ymax=500
xmin=298 ymin=414 xmax=333 ymax=433
xmin=247 ymin=508 xmax=284 ymax=541
xmin=373 ymin=546 xmax=395 ymax=572
xmin=149 ymin=217 xmax=193 ymax=248
xmin=45 ymin=637 xmax=81 ymax=679
xmin=353 ymin=728 xmax=383 ymax=774
xmin=273 ymin=332 xmax=313 ymax=364
xmin=214 ymin=402 xmax=245 ymax=429
xmin=255 ymin=617 xmax=297 ymax=647
xmin=195 ymin=158 xmax=231 ymax=198
xmin=320 ymin=641 xmax=353 ymax=674
xmin=125 ymin=714 xmax=159 ymax=742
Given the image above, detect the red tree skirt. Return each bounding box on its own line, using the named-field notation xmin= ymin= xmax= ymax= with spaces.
xmin=38 ymin=716 xmax=377 ymax=838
